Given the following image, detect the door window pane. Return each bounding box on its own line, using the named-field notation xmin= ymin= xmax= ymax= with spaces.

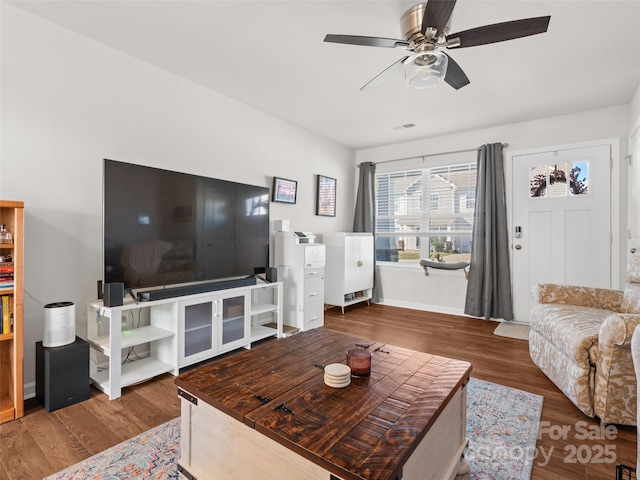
xmin=569 ymin=161 xmax=589 ymax=195
xmin=530 ymin=162 xmax=589 ymax=198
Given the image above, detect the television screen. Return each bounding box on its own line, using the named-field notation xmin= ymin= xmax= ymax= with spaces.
xmin=103 ymin=159 xmax=270 ymax=291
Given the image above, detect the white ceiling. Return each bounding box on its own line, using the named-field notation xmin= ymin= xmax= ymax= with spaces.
xmin=10 ymin=0 xmax=640 ymax=150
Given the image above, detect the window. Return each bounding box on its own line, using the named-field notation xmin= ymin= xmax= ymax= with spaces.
xmin=529 ymin=161 xmax=589 ymax=198
xmin=375 ymin=162 xmax=476 ymax=264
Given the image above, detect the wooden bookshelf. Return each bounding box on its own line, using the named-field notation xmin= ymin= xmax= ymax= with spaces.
xmin=0 ymin=200 xmax=24 ymax=424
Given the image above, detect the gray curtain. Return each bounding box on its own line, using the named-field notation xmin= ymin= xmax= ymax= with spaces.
xmin=353 ymin=162 xmax=379 ymax=303
xmin=464 ymin=143 xmax=514 ymax=321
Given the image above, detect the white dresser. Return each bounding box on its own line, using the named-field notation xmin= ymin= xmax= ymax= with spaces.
xmin=323 ymin=232 xmax=374 ymax=313
xmin=274 ymin=232 xmax=325 ymax=331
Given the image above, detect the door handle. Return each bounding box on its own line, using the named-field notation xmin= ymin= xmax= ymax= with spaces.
xmin=515 ymin=244 xmax=522 ymax=250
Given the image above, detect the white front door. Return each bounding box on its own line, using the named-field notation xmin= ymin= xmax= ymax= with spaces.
xmin=511 ymin=143 xmax=612 ymax=323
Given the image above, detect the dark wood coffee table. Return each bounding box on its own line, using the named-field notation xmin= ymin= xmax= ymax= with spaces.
xmin=176 ymin=327 xmax=471 ymax=480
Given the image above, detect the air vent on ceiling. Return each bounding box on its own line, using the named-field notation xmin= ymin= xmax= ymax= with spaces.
xmin=392 ymin=123 xmax=417 ymax=131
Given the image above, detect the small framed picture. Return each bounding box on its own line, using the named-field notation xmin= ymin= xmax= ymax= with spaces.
xmin=272 ymin=177 xmax=298 ymax=204
xmin=316 ymin=175 xmax=337 ymax=217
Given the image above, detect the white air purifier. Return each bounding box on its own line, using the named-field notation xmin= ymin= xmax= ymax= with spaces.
xmin=43 ymin=302 xmax=75 ymax=347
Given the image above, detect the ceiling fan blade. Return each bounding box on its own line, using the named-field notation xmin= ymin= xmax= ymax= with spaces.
xmin=447 ymin=16 xmax=551 ymax=48
xmin=443 ymin=53 xmax=470 ymax=90
xmin=361 ymin=56 xmax=409 ymax=92
xmin=324 ymin=34 xmax=409 ymax=49
xmin=421 ymin=0 xmax=457 ymax=36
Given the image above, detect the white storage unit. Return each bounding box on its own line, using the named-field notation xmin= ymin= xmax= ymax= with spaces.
xmin=87 ymin=281 xmax=282 ymax=400
xmin=274 ymin=232 xmax=325 ymax=331
xmin=323 ymin=232 xmax=374 ymax=313
xmin=178 ymin=289 xmax=250 ymax=368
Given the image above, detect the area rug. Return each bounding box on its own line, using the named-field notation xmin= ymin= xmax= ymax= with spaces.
xmin=46 ymin=379 xmax=543 ymax=480
xmin=45 ymin=417 xmax=181 ymax=480
xmin=456 ymin=378 xmax=544 ymax=480
xmin=493 ymin=322 xmax=531 ymax=341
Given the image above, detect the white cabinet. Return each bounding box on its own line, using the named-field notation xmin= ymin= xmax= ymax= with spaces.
xmin=278 ymin=266 xmax=324 ymax=331
xmin=178 ymin=289 xmax=250 ymax=368
xmin=274 ymin=232 xmax=325 ymax=332
xmin=323 ymin=232 xmax=374 ymax=313
xmin=87 ymin=281 xmax=282 ymax=400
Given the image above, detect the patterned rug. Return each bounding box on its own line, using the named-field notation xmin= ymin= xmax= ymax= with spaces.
xmin=46 ymin=378 xmax=543 ymax=480
xmin=45 ymin=417 xmax=181 ymax=480
xmin=457 ymin=378 xmax=544 ymax=480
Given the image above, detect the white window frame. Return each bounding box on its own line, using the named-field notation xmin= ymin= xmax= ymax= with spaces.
xmin=374 ymin=154 xmax=477 ymax=265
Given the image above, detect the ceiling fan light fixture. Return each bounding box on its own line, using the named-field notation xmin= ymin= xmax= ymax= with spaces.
xmin=403 ymin=50 xmax=448 ymax=89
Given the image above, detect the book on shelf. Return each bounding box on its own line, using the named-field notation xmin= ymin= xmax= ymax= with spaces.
xmin=0 ymin=294 xmax=12 ymax=334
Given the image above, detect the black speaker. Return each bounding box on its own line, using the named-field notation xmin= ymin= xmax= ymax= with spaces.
xmin=266 ymin=267 xmax=277 ymax=283
xmin=36 ymin=337 xmax=90 ymax=412
xmin=104 ymin=282 xmax=124 ymax=307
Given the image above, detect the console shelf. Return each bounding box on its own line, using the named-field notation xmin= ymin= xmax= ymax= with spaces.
xmin=91 ymin=357 xmax=175 ymax=394
xmin=251 ymin=302 xmax=279 ymax=316
xmin=87 ymin=281 xmax=283 ymax=400
xmin=251 ymin=324 xmax=279 ymax=343
xmin=91 ymin=325 xmax=175 ymax=356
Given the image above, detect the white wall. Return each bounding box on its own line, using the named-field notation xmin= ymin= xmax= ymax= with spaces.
xmin=0 ymin=4 xmax=355 ymax=397
xmin=356 ymin=105 xmax=632 ymax=315
xmin=630 ymin=84 xmax=640 ymax=131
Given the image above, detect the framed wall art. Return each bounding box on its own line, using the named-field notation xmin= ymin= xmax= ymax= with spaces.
xmin=272 ymin=176 xmax=298 ymax=204
xmin=316 ymin=175 xmax=337 ymax=217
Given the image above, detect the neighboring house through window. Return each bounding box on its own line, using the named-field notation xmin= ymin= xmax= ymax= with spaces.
xmin=375 ymin=156 xmax=477 ymax=265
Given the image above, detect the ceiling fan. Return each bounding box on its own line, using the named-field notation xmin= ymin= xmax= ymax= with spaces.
xmin=324 ymin=0 xmax=550 ymax=91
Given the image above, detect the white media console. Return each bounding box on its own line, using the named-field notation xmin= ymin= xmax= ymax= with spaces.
xmin=87 ymin=280 xmax=283 ymax=400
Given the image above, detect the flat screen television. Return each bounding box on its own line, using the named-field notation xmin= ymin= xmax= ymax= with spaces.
xmin=103 ymin=159 xmax=270 ymax=292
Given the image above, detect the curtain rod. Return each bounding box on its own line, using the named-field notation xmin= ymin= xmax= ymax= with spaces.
xmin=357 ymin=143 xmax=509 ymax=167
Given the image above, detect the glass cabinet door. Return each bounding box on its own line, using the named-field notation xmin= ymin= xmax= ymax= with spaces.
xmin=181 ymin=299 xmax=214 ymax=364
xmin=218 ymin=292 xmax=249 ymax=351
xmin=180 ymin=290 xmax=249 ymax=366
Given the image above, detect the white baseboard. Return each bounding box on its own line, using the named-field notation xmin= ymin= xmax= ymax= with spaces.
xmin=24 ymin=381 xmax=36 ymax=400
xmin=377 ymin=299 xmax=530 ymax=324
xmin=377 ymin=298 xmax=470 ymax=317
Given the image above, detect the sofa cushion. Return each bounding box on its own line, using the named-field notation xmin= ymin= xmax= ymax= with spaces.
xmin=530 ymin=304 xmax=610 ymax=365
xmin=531 ymin=283 xmax=623 ymax=311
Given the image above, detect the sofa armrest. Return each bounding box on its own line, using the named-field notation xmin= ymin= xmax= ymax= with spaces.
xmin=532 ymin=283 xmax=623 ymax=311
xmin=594 ymin=314 xmax=640 ymax=424
xmin=600 ymin=314 xmax=640 ymax=349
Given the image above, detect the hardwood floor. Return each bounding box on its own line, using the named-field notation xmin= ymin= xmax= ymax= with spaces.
xmin=324 ymin=304 xmax=637 ymax=480
xmin=0 ymin=303 xmax=636 ymax=479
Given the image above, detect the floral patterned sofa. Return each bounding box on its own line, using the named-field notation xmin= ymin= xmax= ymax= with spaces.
xmin=632 ymin=326 xmax=640 ymax=471
xmin=529 ymin=251 xmax=640 ymax=425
